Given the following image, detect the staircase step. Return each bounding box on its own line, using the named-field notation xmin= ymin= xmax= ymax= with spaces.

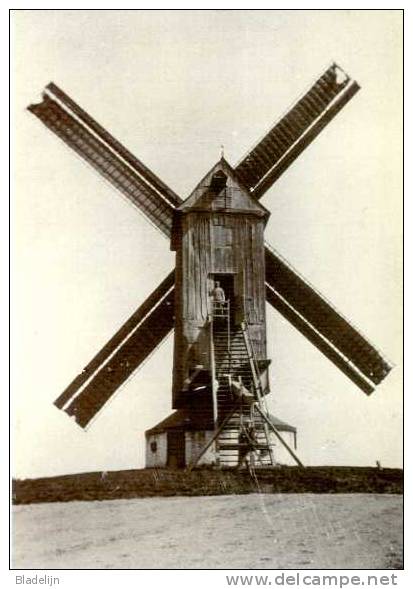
xmin=212 ymin=319 xmax=273 ymax=465
xmin=218 ymin=443 xmax=272 ymax=450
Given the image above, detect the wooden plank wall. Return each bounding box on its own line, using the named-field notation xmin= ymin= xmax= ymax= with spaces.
xmin=173 ymin=209 xmax=267 ymax=405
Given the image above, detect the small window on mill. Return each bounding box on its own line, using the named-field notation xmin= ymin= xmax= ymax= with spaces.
xmin=150 ymin=441 xmax=157 ymax=453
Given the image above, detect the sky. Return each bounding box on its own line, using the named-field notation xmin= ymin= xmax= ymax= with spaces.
xmin=11 ymin=9 xmax=402 ymax=478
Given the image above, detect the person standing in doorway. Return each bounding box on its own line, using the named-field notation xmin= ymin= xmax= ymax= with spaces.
xmin=212 ymin=281 xmax=226 ymax=315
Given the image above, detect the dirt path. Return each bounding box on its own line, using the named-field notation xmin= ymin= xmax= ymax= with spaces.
xmin=12 ymin=494 xmax=402 ymax=569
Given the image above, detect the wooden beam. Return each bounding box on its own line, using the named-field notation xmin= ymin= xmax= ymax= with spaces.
xmin=187 ymin=407 xmax=238 ymax=471
xmin=255 ymin=405 xmax=304 ymax=468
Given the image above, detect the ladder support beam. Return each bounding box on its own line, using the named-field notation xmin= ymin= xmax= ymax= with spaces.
xmin=256 ymin=405 xmax=304 ymax=468
xmin=187 ymin=407 xmax=238 ymax=471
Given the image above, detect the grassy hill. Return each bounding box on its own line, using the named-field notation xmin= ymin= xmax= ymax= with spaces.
xmin=12 ymin=466 xmax=403 ymax=505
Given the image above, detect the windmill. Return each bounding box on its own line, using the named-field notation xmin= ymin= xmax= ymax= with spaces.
xmin=28 ymin=63 xmax=392 ymax=469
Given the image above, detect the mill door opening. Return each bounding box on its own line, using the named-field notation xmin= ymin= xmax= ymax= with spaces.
xmin=210 ymin=273 xmax=236 ymax=326
xmin=167 ymin=430 xmax=186 ymax=468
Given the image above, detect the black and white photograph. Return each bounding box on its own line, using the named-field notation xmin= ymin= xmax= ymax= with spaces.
xmin=11 ymin=8 xmax=403 ymax=573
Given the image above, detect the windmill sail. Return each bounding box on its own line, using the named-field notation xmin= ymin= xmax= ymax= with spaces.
xmin=264 ymin=244 xmax=392 ymax=393
xmin=54 ymin=272 xmax=175 ymax=427
xmin=28 ymin=73 xmax=392 ymax=429
xmin=235 ymin=64 xmax=360 ymax=198
xmin=45 ymin=83 xmax=182 ymax=210
xmin=28 ymin=87 xmax=177 ymax=237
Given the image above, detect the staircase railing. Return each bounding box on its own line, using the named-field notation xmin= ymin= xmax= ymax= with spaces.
xmin=240 ymin=321 xmax=265 ymax=404
xmin=209 ymin=317 xmax=218 ymax=433
xmin=211 ymin=300 xmax=231 ymax=353
xmin=209 ymin=299 xmax=231 ymax=461
xmin=240 ymin=321 xmax=275 ymax=466
xmin=211 ymin=299 xmax=232 ymax=389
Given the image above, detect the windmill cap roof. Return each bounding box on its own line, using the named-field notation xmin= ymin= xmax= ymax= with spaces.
xmin=176 ymin=157 xmax=270 ymax=218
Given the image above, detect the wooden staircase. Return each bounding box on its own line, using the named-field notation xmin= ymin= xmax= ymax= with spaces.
xmin=211 ymin=303 xmax=274 ymax=468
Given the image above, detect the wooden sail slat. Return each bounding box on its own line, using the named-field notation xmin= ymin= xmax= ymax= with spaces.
xmin=235 ymin=64 xmax=357 ymax=195
xmin=62 ymin=287 xmax=175 ymax=427
xmin=54 ymin=271 xmax=175 ymax=410
xmin=28 ymin=95 xmax=176 ymax=237
xmin=46 ymin=83 xmax=182 ymax=209
xmin=264 ymin=246 xmax=392 ymax=390
xmin=252 ymin=81 xmax=360 ymax=198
